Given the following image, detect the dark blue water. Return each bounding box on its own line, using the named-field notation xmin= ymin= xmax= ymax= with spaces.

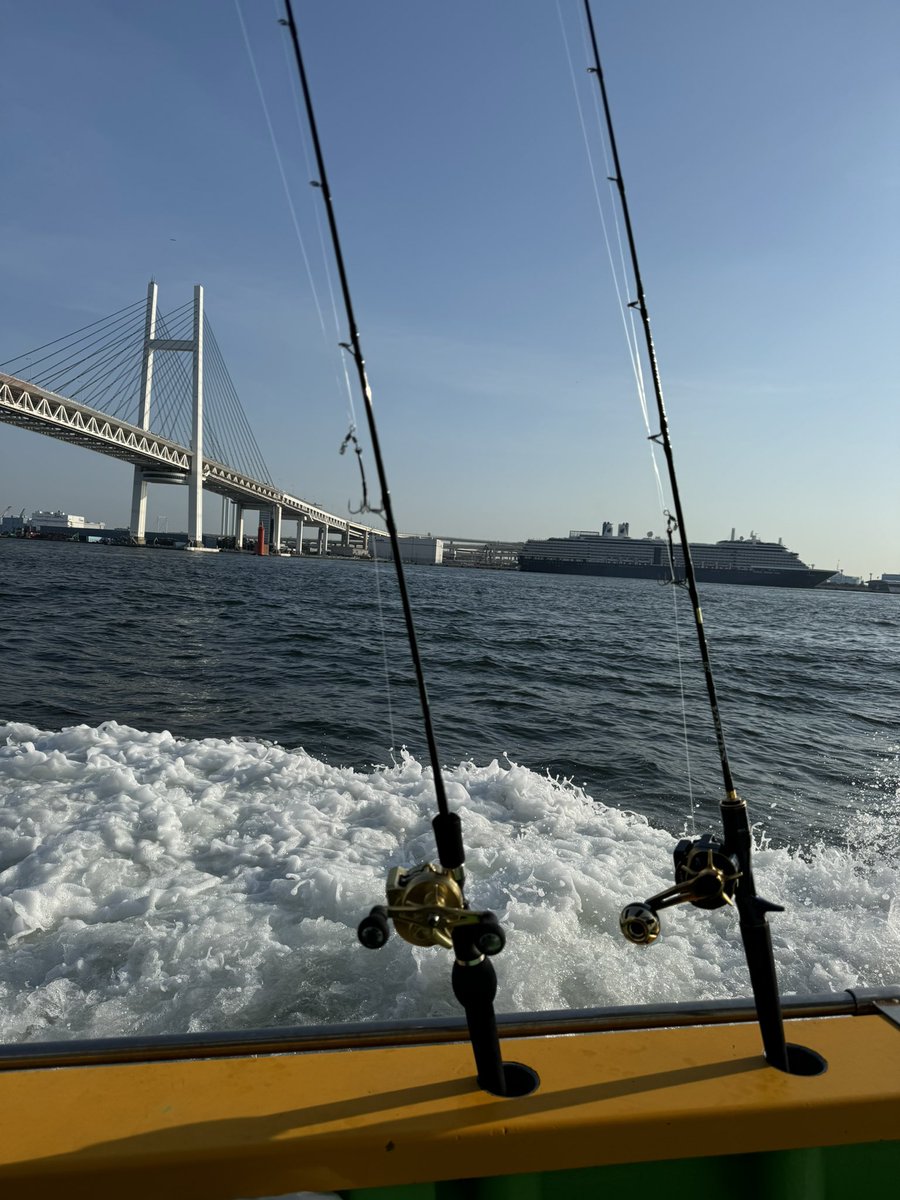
xmin=1 ymin=538 xmax=897 ymax=847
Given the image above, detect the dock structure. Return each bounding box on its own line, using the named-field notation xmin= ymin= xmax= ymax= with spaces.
xmin=441 ymin=538 xmax=523 ymax=569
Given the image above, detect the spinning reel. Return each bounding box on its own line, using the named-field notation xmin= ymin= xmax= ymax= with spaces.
xmin=620 ymin=832 xmax=741 ymax=945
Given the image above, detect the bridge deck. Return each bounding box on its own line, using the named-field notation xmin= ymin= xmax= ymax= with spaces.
xmin=1 ymin=372 xmax=381 ymax=539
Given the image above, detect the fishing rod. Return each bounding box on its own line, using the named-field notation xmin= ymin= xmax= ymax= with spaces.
xmin=278 ymin=0 xmax=537 ymax=1098
xmin=581 ymin=0 xmax=822 ymax=1076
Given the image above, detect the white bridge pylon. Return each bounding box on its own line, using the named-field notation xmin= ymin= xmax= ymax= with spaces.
xmin=130 ymin=280 xmax=206 ymax=546
xmin=128 ymin=280 xmax=381 ymax=551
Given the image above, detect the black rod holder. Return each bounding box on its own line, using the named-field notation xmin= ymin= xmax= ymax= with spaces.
xmin=451 ymin=928 xmax=507 ymax=1096
xmin=720 ymin=798 xmax=789 ymax=1071
xmin=449 ymin=923 xmax=541 ymax=1097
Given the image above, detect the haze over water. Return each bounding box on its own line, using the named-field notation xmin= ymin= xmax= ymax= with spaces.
xmin=0 ymin=540 xmax=897 ymax=1043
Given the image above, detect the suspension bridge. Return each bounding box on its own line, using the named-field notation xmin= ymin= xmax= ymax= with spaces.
xmin=0 ymin=282 xmax=382 ymax=553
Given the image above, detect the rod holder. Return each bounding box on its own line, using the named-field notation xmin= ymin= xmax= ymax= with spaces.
xmin=619 ymin=810 xmax=825 ymax=1076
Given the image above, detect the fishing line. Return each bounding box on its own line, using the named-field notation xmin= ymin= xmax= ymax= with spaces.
xmin=558 ymin=0 xmax=695 ymax=813
xmin=272 ymin=0 xmax=396 ymax=727
xmin=669 ymin=584 xmax=696 ymax=833
xmin=556 ymin=2 xmax=671 ymax=523
xmin=370 ymin=537 xmax=396 ymax=755
xmin=576 ymin=13 xmax=651 ymax=412
xmin=233 ymin=0 xmax=330 ymax=347
xmin=273 ymin=0 xmax=395 ymax=739
xmin=581 ymin=0 xmax=737 ymax=801
xmin=271 ymin=0 xmax=358 ymax=436
xmin=278 ymin=0 xmax=454 ymax=831
xmin=555 ymin=3 xmax=642 ymax=400
xmin=239 ymin=0 xmax=370 ymax=515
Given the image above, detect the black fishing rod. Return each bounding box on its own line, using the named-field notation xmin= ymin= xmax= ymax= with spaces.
xmin=581 ymin=0 xmax=822 ymax=1076
xmin=278 ymin=0 xmax=537 ymax=1098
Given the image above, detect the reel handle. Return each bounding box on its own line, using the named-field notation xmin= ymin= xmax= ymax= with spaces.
xmin=357 ymin=905 xmax=391 ymax=949
xmin=619 ymin=834 xmax=740 ymax=945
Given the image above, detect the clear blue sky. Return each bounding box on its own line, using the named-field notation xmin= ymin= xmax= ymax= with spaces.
xmin=1 ymin=1 xmax=897 ymax=578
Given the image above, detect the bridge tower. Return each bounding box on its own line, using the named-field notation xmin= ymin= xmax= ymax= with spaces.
xmin=130 ymin=281 xmax=207 ymax=548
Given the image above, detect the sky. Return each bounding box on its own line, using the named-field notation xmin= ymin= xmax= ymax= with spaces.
xmin=0 ymin=0 xmax=897 ymax=578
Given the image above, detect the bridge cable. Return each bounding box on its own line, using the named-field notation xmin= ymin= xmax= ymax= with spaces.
xmin=85 ymin=347 xmax=144 ymax=425
xmin=38 ymin=326 xmax=145 ymax=415
xmin=203 ymin=319 xmax=273 ymax=482
xmin=42 ymin=298 xmax=190 ymax=399
xmin=83 ymin=317 xmax=148 ymax=417
xmin=198 ymin=336 xmax=240 ymax=466
xmin=4 ymin=311 xmax=144 ymax=392
xmin=146 ymin=313 xmax=193 ymax=444
xmin=0 ymin=298 xmax=145 ymax=374
xmin=203 ymin=324 xmax=268 ymax=479
xmin=51 ymin=313 xmax=148 ymax=407
xmin=146 ymin=311 xmax=186 ymax=438
xmin=20 ymin=306 xmax=149 ymax=395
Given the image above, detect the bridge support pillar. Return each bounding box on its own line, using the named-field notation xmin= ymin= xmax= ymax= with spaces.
xmin=130 ymin=281 xmax=158 ymax=545
xmin=130 ymin=471 xmax=149 ymax=546
xmin=187 ymin=284 xmax=205 ymax=547
xmin=271 ymin=504 xmax=283 ymax=555
xmin=297 ymin=519 xmax=304 ymax=556
xmin=234 ymin=506 xmax=245 ymax=550
xmin=318 ymin=524 xmax=329 ymax=556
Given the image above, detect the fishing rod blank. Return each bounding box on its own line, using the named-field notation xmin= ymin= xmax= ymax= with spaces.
xmin=581 ymin=0 xmax=823 ymax=1077
xmin=278 ymin=0 xmax=537 ymax=1098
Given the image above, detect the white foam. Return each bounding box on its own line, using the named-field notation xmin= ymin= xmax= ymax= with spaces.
xmin=0 ymin=720 xmax=896 ymax=1043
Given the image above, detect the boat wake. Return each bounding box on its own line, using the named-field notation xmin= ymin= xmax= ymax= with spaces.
xmin=0 ymin=720 xmax=896 ymax=1043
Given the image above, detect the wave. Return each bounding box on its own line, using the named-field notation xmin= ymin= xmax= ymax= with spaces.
xmin=0 ymin=720 xmax=897 ymax=1043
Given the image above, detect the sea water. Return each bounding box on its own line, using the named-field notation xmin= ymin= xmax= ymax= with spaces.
xmin=0 ymin=539 xmax=897 ymax=1042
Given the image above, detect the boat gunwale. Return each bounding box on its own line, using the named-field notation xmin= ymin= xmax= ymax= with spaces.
xmin=1 ymin=985 xmax=896 ymax=1072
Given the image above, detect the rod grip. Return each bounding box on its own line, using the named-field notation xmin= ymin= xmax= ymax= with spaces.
xmin=433 ymin=812 xmax=465 ymax=870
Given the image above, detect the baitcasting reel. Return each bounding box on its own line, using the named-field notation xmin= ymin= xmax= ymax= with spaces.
xmin=358 ymin=862 xmax=505 ymax=958
xmin=620 ymin=832 xmax=741 ymax=945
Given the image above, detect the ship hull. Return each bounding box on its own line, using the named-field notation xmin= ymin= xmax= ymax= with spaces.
xmin=518 ymin=558 xmax=833 ymax=588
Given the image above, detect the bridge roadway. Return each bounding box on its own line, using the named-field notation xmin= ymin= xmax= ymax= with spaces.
xmin=0 ymin=371 xmax=382 ymax=547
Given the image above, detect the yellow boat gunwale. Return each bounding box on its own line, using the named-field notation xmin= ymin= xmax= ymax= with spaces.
xmin=0 ymin=993 xmax=898 ymax=1199
xmin=1 ymin=984 xmax=896 ymax=1072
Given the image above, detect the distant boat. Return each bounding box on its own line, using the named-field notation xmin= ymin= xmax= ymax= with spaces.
xmin=868 ymin=575 xmax=900 ymax=594
xmin=519 ymin=525 xmax=834 ymax=587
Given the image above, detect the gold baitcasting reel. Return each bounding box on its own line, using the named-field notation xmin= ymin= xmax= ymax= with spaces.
xmin=358 ymin=862 xmax=505 ymax=956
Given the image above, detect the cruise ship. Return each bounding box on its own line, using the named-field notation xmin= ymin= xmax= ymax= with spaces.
xmin=518 ymin=523 xmax=834 ymax=588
